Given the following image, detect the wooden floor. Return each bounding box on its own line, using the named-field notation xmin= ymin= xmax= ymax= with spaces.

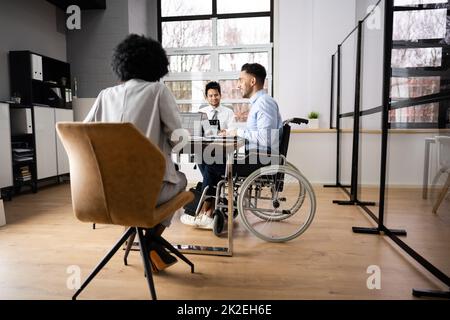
xmin=0 ymin=183 xmax=448 ymax=300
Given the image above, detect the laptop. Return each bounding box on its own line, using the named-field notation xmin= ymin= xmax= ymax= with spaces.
xmin=180 ymin=112 xmax=208 ymax=137
xmin=180 ymin=112 xmax=238 ymax=143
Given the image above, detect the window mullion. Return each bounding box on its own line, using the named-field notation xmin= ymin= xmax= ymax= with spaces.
xmin=211 ymin=17 xmax=219 ymax=74
xmin=212 ymin=0 xmax=217 ymax=16
xmin=212 ymin=17 xmax=218 ymax=47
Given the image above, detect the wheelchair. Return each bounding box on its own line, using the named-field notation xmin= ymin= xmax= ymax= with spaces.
xmin=192 ymin=118 xmax=316 ymax=243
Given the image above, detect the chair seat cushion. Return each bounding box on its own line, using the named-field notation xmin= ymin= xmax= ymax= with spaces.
xmin=150 ymin=191 xmax=195 ymax=228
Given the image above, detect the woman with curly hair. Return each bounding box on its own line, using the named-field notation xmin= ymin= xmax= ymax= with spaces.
xmin=84 ymin=34 xmax=185 ymax=272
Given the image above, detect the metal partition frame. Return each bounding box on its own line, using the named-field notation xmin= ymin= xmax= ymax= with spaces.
xmin=326 ymin=0 xmax=450 ymax=299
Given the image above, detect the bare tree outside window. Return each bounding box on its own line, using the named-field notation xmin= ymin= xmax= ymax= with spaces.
xmin=219 ymin=52 xmax=269 ymax=72
xmin=169 ymin=55 xmax=211 ymax=73
xmin=395 ymin=0 xmax=447 ymax=6
xmin=390 ymin=3 xmax=448 ymax=126
xmin=160 ymin=0 xmax=273 ymax=122
xmin=161 ymin=0 xmax=211 ymax=17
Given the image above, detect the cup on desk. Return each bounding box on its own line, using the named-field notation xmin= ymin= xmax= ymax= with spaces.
xmin=204 ymin=125 xmax=219 ymax=137
xmin=209 ymin=125 xmax=219 ymax=137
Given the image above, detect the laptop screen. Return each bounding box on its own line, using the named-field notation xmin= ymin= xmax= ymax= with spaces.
xmin=180 ymin=112 xmax=208 ymax=136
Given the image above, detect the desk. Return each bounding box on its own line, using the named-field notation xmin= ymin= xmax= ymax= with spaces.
xmin=173 ymin=136 xmax=245 ymax=257
xmin=423 ymin=137 xmax=436 ymax=199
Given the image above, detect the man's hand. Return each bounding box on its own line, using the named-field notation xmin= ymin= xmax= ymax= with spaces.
xmin=218 ymin=129 xmax=237 ymax=137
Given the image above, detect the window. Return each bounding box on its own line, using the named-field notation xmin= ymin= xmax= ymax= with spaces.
xmin=158 ymin=0 xmax=273 ymax=122
xmin=390 ymin=0 xmax=450 ymax=128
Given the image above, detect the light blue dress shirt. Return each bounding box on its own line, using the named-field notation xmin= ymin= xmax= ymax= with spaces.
xmin=237 ymin=90 xmax=283 ymax=150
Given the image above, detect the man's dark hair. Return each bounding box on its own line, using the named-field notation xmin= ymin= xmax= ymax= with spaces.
xmin=112 ymin=34 xmax=169 ymax=82
xmin=205 ymin=81 xmax=221 ymax=96
xmin=241 ymin=63 xmax=267 ymax=86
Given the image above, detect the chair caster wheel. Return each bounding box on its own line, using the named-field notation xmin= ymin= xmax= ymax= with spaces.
xmin=213 ymin=210 xmax=224 ymax=236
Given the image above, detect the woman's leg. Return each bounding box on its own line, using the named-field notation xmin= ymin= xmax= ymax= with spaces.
xmin=148 ymin=171 xmax=188 ymax=271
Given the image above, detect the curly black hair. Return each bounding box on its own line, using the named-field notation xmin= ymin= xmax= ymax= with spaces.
xmin=111 ymin=34 xmax=169 ymax=82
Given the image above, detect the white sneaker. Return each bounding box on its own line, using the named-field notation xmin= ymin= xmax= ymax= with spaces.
xmin=195 ymin=214 xmax=214 ymax=230
xmin=180 ymin=214 xmax=214 ymax=230
xmin=180 ymin=214 xmax=198 ymax=227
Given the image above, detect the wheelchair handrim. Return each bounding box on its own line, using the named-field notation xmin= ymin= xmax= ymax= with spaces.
xmin=237 ymin=165 xmax=316 ymax=243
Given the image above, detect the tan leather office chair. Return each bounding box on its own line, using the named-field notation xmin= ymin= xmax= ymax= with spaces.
xmin=56 ymin=122 xmax=194 ymax=300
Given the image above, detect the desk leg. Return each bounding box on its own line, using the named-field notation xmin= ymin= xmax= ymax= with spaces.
xmin=171 ymin=152 xmax=234 ymax=257
xmin=423 ymin=140 xmax=432 ymax=199
xmin=227 ymin=152 xmax=233 ymax=256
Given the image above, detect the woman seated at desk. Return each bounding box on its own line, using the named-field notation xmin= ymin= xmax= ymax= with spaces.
xmin=84 ymin=34 xmax=186 ymax=272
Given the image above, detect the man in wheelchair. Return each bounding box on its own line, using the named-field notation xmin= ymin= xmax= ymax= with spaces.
xmin=181 ymin=63 xmax=283 ymax=230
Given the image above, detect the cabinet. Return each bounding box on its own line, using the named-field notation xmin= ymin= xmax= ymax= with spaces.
xmin=23 ymin=106 xmax=73 ymax=180
xmin=34 ymin=106 xmax=58 ymax=180
xmin=0 ymin=104 xmax=13 ymax=191
xmin=55 ymin=109 xmax=73 ymax=175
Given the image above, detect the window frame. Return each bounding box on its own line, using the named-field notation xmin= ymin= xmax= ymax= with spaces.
xmin=157 ymin=0 xmax=274 ymax=116
xmin=390 ymin=2 xmax=450 ymax=129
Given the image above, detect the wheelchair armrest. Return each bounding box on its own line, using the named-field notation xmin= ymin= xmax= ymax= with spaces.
xmin=283 ymin=118 xmax=309 ymax=126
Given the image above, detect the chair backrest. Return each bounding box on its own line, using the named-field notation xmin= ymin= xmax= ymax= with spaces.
xmin=280 ymin=118 xmax=308 ymax=157
xmin=56 ymin=122 xmax=166 ymax=228
xmin=279 ymin=123 xmax=291 ymax=157
xmin=436 ymin=136 xmax=450 ymax=169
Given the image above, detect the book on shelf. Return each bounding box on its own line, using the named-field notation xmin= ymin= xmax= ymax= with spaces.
xmin=15 ymin=165 xmax=33 ymax=182
xmin=13 ymin=148 xmax=34 ymax=162
xmin=14 ymin=157 xmax=34 ymax=162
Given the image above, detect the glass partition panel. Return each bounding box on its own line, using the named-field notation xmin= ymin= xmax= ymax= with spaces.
xmin=358 ymin=113 xmax=382 ymax=206
xmin=384 ymin=128 xmax=450 ymax=276
xmin=361 ymin=1 xmax=385 ymax=119
xmin=340 ymin=32 xmax=358 ymax=114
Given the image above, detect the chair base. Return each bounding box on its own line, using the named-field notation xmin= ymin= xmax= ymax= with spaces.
xmin=73 ymin=226 xmax=194 ymax=300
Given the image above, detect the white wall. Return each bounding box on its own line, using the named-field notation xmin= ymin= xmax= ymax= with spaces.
xmin=0 ymin=0 xmax=67 ymax=101
xmin=129 ymin=0 xmax=148 ymax=35
xmin=275 ymin=0 xmax=357 ymax=127
xmin=72 ymin=98 xmax=96 ymax=122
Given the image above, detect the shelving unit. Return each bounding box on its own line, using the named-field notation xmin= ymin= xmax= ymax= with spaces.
xmin=6 ymin=51 xmax=74 ymax=197
xmin=10 ymin=105 xmax=37 ymax=195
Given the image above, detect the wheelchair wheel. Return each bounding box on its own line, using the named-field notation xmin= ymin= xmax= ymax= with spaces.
xmin=237 ymin=165 xmax=316 ymax=243
xmin=213 ymin=209 xmax=224 ymax=236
